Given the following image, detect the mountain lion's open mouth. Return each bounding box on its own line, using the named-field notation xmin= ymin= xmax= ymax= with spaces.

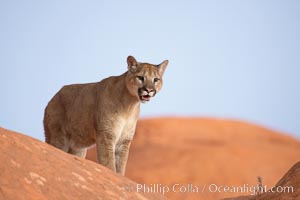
xmin=138 ymin=87 xmax=156 ymax=102
xmin=139 ymin=94 xmax=151 ymax=101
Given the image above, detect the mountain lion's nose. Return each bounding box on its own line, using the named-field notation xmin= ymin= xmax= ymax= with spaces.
xmin=145 ymin=88 xmax=154 ymax=93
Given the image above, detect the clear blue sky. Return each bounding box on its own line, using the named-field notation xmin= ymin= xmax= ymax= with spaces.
xmin=1 ymin=1 xmax=300 ymax=141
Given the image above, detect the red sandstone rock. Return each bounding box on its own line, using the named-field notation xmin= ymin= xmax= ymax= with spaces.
xmin=86 ymin=118 xmax=300 ymax=200
xmin=0 ymin=127 xmax=166 ymax=200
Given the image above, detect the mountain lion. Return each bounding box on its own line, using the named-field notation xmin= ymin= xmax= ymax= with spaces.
xmin=44 ymin=56 xmax=168 ymax=175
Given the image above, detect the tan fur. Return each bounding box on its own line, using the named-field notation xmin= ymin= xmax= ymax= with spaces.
xmin=44 ymin=56 xmax=168 ymax=175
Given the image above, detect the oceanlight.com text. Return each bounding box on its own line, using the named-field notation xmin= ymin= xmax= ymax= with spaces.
xmin=132 ymin=183 xmax=294 ymax=196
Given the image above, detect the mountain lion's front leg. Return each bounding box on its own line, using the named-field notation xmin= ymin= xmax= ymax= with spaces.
xmin=96 ymin=132 xmax=117 ymax=172
xmin=115 ymin=138 xmax=132 ymax=175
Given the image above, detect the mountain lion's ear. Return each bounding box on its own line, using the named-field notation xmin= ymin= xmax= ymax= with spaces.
xmin=158 ymin=60 xmax=168 ymax=76
xmin=127 ymin=56 xmax=138 ymax=73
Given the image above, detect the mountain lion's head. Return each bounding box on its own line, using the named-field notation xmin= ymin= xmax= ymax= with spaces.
xmin=125 ymin=56 xmax=168 ymax=103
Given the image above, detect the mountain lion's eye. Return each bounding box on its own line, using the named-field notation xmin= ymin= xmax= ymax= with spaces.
xmin=154 ymin=78 xmax=160 ymax=83
xmin=136 ymin=76 xmax=144 ymax=82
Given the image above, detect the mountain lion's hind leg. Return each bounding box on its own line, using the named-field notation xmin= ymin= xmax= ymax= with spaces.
xmin=47 ymin=131 xmax=69 ymax=153
xmin=68 ymin=147 xmax=87 ymax=158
